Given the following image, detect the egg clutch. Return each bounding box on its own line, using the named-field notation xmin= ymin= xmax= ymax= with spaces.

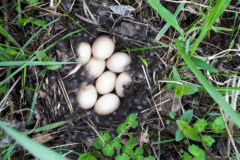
xmin=74 ymin=35 xmax=132 ymax=116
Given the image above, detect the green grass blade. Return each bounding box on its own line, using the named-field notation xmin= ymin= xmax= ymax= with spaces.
xmin=42 ymin=29 xmax=82 ymax=53
xmin=33 ymin=121 xmax=67 ymax=133
xmin=0 ymin=19 xmax=72 ymax=88
xmin=183 ymin=72 xmax=240 ymax=80
xmin=148 ymin=0 xmax=184 ymax=37
xmin=0 ymin=121 xmax=69 ymax=160
xmin=199 ymin=87 xmax=240 ymax=92
xmin=191 ymin=56 xmax=218 ymax=73
xmin=190 ymin=0 xmax=231 ymax=56
xmin=3 ymin=143 xmax=16 ymax=160
xmin=17 ymin=0 xmax=22 ymax=28
xmin=27 ymin=83 xmax=38 ymax=125
xmin=155 ymin=3 xmax=185 ymax=40
xmin=152 ymin=139 xmax=175 ymax=145
xmin=121 ymin=45 xmax=172 ymax=52
xmin=0 ymin=56 xmax=37 ymax=88
xmin=0 ymin=61 xmax=77 ymax=66
xmin=21 ymin=18 xmax=59 ymax=52
xmin=55 ymin=148 xmax=81 ymax=156
xmin=0 ymin=26 xmax=21 ymax=47
xmin=176 ymin=39 xmax=240 ymax=128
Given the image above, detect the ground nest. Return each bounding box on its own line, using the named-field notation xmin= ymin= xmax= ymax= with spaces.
xmin=40 ymin=30 xmax=166 ymax=143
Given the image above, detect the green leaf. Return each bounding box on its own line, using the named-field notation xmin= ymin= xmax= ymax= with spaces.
xmin=175 ymin=128 xmax=185 ymax=141
xmin=93 ymin=131 xmax=109 ymax=149
xmin=0 ymin=121 xmax=69 ymax=160
xmin=122 ymin=146 xmax=128 ymax=154
xmin=78 ymin=153 xmax=96 ymax=160
xmin=176 ymin=39 xmax=240 ymax=128
xmin=92 ymin=150 xmax=101 ymax=158
xmin=93 ymin=138 xmax=103 ymax=150
xmin=209 ymin=116 xmax=226 ymax=133
xmin=126 ymin=114 xmax=137 ymax=123
xmin=126 ymin=135 xmax=136 ymax=150
xmin=169 ymin=112 xmax=177 ymax=119
xmin=174 ymin=82 xmax=199 ymax=97
xmin=102 ymin=144 xmax=114 ymax=157
xmin=183 ymin=152 xmax=193 ymax=160
xmin=129 ymin=151 xmax=138 ymax=160
xmin=0 ymin=144 xmax=9 ymax=152
xmin=188 ymin=145 xmax=206 ymax=159
xmin=0 ymin=47 xmax=12 ymax=61
xmin=135 ymin=155 xmax=144 ymax=160
xmin=147 ymin=0 xmax=183 ymax=37
xmin=3 ymin=143 xmax=16 ymax=160
xmin=18 ymin=18 xmax=30 ymax=26
xmin=144 ymin=156 xmax=155 ymax=160
xmin=135 ymin=147 xmax=143 ymax=155
xmin=190 ymin=0 xmax=231 ymax=56
xmin=177 ymin=120 xmax=201 ymax=142
xmin=137 ymin=55 xmax=148 ymax=67
xmin=32 ymin=19 xmax=47 ymax=27
xmin=115 ymin=154 xmax=130 ymax=160
xmin=126 ymin=114 xmax=138 ymax=128
xmin=172 ymin=66 xmax=180 ymax=81
xmin=193 ymin=119 xmax=207 ymax=133
xmin=35 ymin=51 xmax=49 ymax=61
xmin=117 ymin=122 xmax=127 ymax=135
xmin=103 ymin=132 xmax=111 ymax=141
xmin=112 ymin=138 xmax=121 ymax=150
xmin=126 ymin=141 xmax=135 ymax=150
xmin=26 ymin=0 xmax=38 ymax=4
xmin=155 ymin=3 xmax=184 ymax=40
xmin=191 ymin=56 xmax=218 ymax=73
xmin=180 ymin=110 xmax=193 ymax=123
xmin=130 ymin=121 xmax=138 ymax=128
xmin=202 ymin=135 xmax=215 ymax=147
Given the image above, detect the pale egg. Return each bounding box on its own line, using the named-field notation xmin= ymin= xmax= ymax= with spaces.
xmin=92 ymin=35 xmax=115 ymax=60
xmin=76 ymin=42 xmax=91 ymax=65
xmin=115 ymin=72 xmax=132 ymax=97
xmin=94 ymin=94 xmax=120 ymax=116
xmin=76 ymin=85 xmax=97 ymax=110
xmin=106 ymin=52 xmax=131 ymax=73
xmin=95 ymin=71 xmax=117 ymax=94
xmin=85 ymin=57 xmax=105 ymax=78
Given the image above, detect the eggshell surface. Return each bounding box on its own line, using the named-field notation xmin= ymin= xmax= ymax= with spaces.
xmin=115 ymin=72 xmax=132 ymax=97
xmin=92 ymin=35 xmax=115 ymax=60
xmin=106 ymin=52 xmax=131 ymax=73
xmin=76 ymin=85 xmax=97 ymax=110
xmin=76 ymin=42 xmax=91 ymax=65
xmin=95 ymin=71 xmax=117 ymax=94
xmin=94 ymin=94 xmax=120 ymax=116
xmin=85 ymin=57 xmax=105 ymax=78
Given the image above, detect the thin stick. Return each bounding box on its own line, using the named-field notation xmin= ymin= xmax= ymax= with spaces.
xmin=84 ymin=118 xmax=105 ymax=144
xmin=57 ymin=73 xmax=74 ymax=113
xmin=0 ymin=77 xmax=21 ymax=112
